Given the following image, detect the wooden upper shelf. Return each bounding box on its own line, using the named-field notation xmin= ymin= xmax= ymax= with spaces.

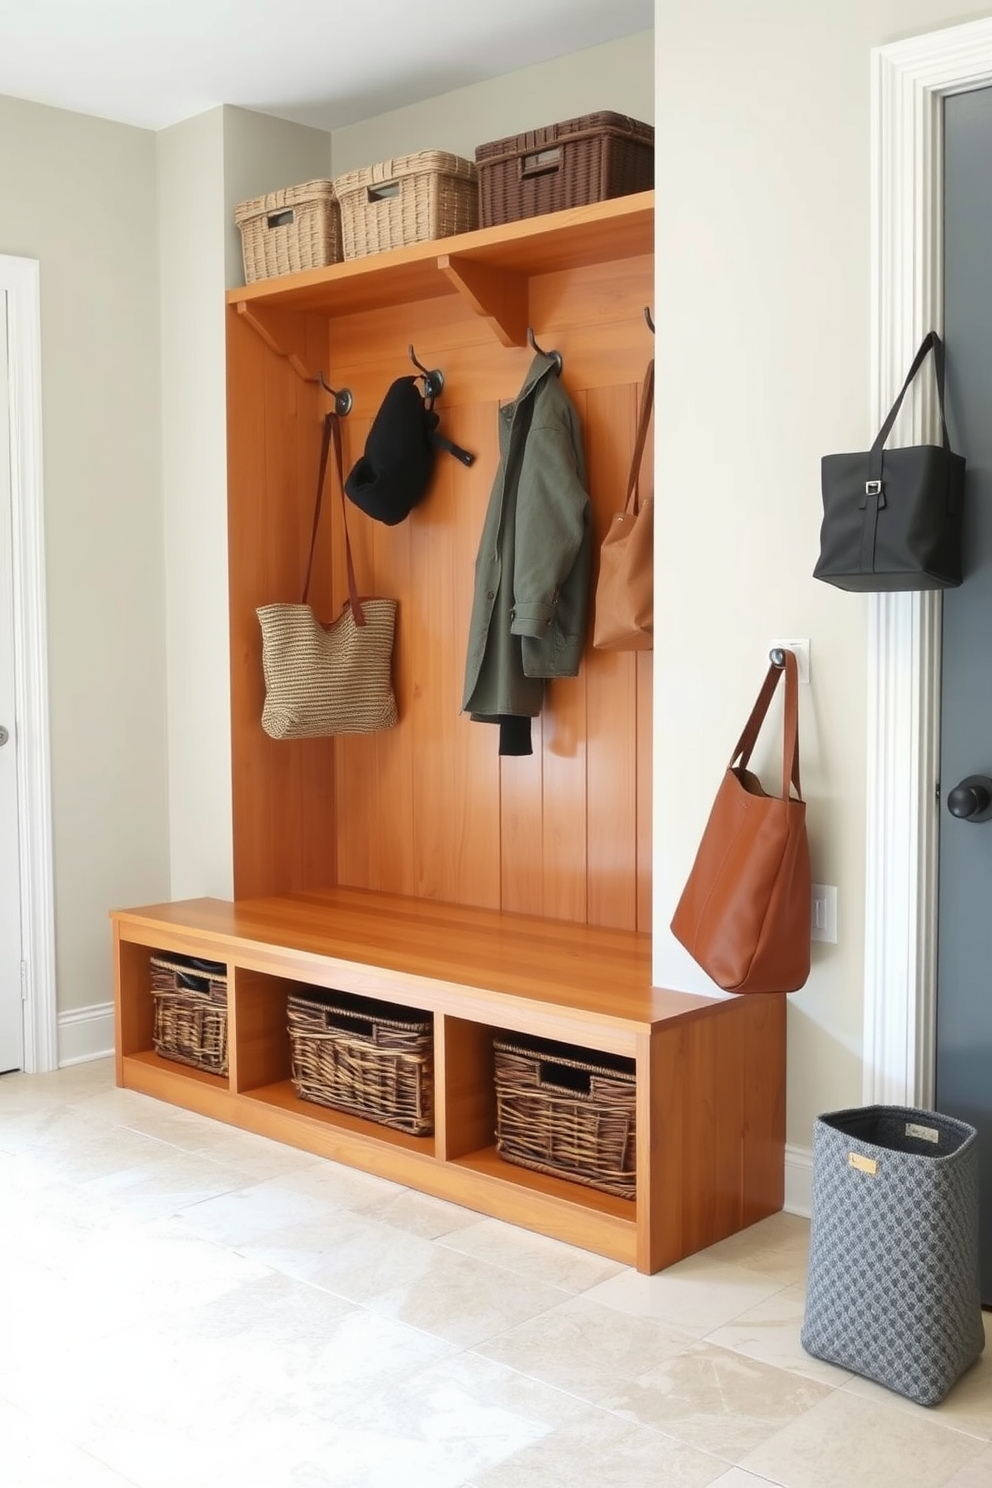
xmin=227 ymin=191 xmax=654 ymax=346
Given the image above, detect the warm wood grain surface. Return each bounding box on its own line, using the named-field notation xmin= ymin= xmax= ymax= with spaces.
xmin=112 ymin=887 xmax=719 ymax=1033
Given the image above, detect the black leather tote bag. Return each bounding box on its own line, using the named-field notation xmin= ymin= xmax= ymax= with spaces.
xmin=813 ymin=331 xmax=965 ymax=592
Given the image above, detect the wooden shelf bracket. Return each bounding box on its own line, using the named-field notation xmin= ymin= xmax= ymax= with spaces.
xmin=436 ymin=254 xmax=529 ymax=348
xmin=235 ymin=300 xmax=353 ymax=413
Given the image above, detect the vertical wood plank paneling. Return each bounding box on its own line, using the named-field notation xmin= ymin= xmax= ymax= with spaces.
xmin=331 ymin=414 xmax=380 ymax=891
xmin=584 ymin=383 xmax=639 ymax=929
xmin=499 ymin=713 xmax=546 ymax=914
xmin=413 ymin=400 xmax=501 ymax=908
xmin=230 ymin=253 xmax=655 ymax=925
xmin=369 ymin=456 xmax=416 ymax=895
xmin=299 ymin=315 xmax=339 ymax=889
xmin=542 ymin=677 xmax=588 ymax=924
xmin=227 ymin=306 xmax=267 ymax=897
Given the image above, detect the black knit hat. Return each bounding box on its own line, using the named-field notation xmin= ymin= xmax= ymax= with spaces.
xmin=344 ymin=377 xmax=438 ymax=526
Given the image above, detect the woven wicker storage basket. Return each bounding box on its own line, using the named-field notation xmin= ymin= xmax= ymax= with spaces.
xmin=150 ymin=954 xmax=228 ymax=1075
xmin=475 ymin=111 xmax=654 ymax=228
xmin=494 ymin=1033 xmax=636 ymax=1199
xmin=333 ymin=151 xmax=478 ymax=259
xmin=234 ymin=179 xmax=342 ymax=283
xmin=287 ymin=988 xmax=434 ymax=1135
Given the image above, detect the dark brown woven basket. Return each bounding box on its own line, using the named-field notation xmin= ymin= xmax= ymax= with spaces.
xmin=475 ymin=111 xmax=654 ymax=228
xmin=150 ymin=954 xmax=228 ymax=1075
xmin=494 ymin=1033 xmax=636 ymax=1199
xmin=288 ymin=988 xmax=434 ymax=1136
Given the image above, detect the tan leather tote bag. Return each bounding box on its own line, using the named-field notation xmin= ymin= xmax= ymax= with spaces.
xmin=670 ymin=649 xmax=811 ymax=994
xmin=593 ymin=358 xmax=654 ymax=651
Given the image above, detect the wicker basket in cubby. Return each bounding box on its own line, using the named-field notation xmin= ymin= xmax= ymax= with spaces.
xmin=150 ymin=954 xmax=228 ymax=1075
xmin=234 ymin=179 xmax=342 ymax=283
xmin=333 ymin=151 xmax=478 ymax=259
xmin=287 ymin=988 xmax=434 ymax=1136
xmin=494 ymin=1033 xmax=636 ymax=1199
xmin=475 ymin=111 xmax=654 ymax=228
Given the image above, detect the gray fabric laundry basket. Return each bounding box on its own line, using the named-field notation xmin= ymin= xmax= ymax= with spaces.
xmin=801 ymin=1104 xmax=984 ymax=1406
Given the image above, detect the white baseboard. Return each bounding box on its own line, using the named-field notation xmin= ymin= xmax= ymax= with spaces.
xmin=783 ymin=1142 xmax=813 ymax=1219
xmin=57 ymin=1002 xmax=114 ymax=1066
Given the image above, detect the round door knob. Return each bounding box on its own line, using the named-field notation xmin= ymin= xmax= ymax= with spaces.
xmin=0 ymin=724 xmax=8 ymax=747
xmin=946 ymin=774 xmax=992 ymax=822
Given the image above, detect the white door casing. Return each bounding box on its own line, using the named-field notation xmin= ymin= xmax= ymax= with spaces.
xmin=867 ymin=18 xmax=992 ymax=1109
xmin=0 ymin=256 xmax=56 ymax=1073
xmin=0 ymin=291 xmax=22 ymax=1070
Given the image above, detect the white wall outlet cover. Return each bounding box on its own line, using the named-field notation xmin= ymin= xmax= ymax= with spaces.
xmin=768 ymin=638 xmax=810 ymax=684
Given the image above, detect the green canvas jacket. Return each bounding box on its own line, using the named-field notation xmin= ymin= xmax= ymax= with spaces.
xmin=462 ymin=352 xmax=592 ymax=726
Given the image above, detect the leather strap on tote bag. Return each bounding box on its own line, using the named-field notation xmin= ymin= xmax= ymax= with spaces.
xmin=670 ymin=649 xmax=811 ymax=994
xmin=257 ymin=412 xmax=398 ymax=740
xmin=592 ymin=358 xmax=654 ymax=651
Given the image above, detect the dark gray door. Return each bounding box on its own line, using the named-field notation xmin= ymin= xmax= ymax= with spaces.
xmin=939 ymin=86 xmax=992 ymax=1303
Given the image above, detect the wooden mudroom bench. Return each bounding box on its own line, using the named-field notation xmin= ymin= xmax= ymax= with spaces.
xmin=112 ymin=887 xmax=785 ymax=1274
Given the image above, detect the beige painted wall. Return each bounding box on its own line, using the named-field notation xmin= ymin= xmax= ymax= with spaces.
xmin=0 ymin=95 xmax=168 ymax=1018
xmin=156 ymin=109 xmax=231 ymax=902
xmin=329 ymin=31 xmax=654 ymax=173
xmin=653 ymin=0 xmax=992 ymax=1155
xmin=157 ymin=106 xmax=330 ymax=903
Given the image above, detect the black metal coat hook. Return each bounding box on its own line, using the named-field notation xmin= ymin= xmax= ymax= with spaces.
xmin=408 ymin=344 xmax=444 ymax=401
xmin=527 ymin=327 xmax=563 ymax=375
xmin=644 ymin=306 xmax=655 ymax=335
xmin=317 ymin=372 xmax=353 ymax=416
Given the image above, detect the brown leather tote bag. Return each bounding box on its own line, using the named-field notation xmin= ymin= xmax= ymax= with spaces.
xmin=592 ymin=359 xmax=654 ymax=651
xmin=670 ymin=649 xmax=811 ymax=994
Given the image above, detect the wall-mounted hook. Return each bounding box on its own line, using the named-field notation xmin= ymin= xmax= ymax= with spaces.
xmin=318 ymin=372 xmax=353 ymax=417
xmin=770 ymin=648 xmax=787 ymax=668
xmin=644 ymin=306 xmax=655 ymax=335
xmin=527 ymin=327 xmax=562 ymax=375
xmin=408 ymin=344 xmax=444 ymax=401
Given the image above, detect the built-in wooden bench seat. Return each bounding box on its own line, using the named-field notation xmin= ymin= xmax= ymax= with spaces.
xmin=112 ymin=887 xmax=785 ymax=1273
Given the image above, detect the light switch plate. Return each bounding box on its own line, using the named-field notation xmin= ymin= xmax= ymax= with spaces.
xmin=811 ymin=883 xmax=838 ymax=943
xmin=768 ymin=638 xmax=810 ymax=684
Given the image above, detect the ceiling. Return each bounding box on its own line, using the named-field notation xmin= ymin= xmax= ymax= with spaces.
xmin=0 ymin=0 xmax=653 ymax=133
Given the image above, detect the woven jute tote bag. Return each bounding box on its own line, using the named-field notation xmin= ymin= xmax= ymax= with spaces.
xmin=801 ymin=1105 xmax=985 ymax=1405
xmin=257 ymin=411 xmax=397 ymax=740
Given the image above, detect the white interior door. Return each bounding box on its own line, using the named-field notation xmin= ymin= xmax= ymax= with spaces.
xmin=0 ymin=291 xmax=24 ymax=1072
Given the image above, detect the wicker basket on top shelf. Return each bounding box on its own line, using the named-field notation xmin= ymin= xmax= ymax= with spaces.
xmin=475 ymin=111 xmax=654 ymax=227
xmin=234 ymin=179 xmax=342 ymax=283
xmin=333 ymin=151 xmax=478 ymax=259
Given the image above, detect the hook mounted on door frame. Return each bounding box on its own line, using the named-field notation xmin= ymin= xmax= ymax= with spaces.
xmin=527 ymin=326 xmax=562 ymax=375
xmin=409 ymin=344 xmax=444 ymax=402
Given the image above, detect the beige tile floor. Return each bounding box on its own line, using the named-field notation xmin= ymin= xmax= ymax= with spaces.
xmin=1 ymin=1058 xmax=990 ymax=1488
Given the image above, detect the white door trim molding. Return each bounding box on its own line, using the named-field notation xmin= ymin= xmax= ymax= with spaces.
xmin=2 ymin=256 xmax=56 ymax=1073
xmin=866 ymin=18 xmax=992 ymax=1108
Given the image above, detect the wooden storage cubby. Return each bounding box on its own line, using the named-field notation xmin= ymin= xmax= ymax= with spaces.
xmin=112 ymin=191 xmax=788 ymax=1272
xmin=112 ymin=888 xmax=786 ymax=1273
